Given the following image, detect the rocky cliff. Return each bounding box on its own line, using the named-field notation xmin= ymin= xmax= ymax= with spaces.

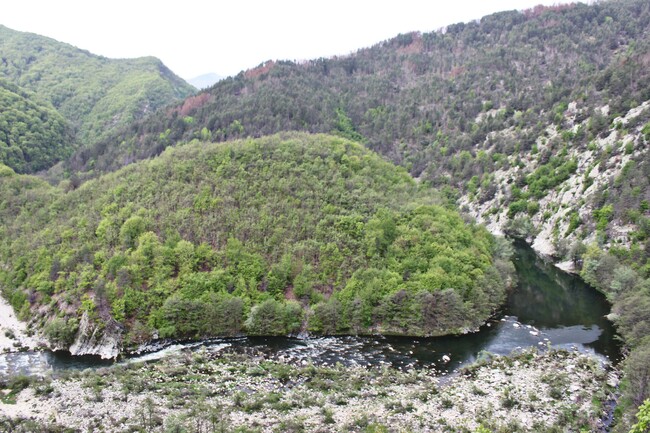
xmin=69 ymin=312 xmax=122 ymax=359
xmin=460 ymin=99 xmax=650 ymax=267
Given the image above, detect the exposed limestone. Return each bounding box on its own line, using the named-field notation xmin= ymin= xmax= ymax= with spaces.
xmin=0 ymin=296 xmax=45 ymax=353
xmin=69 ymin=311 xmax=122 ymax=360
xmin=556 ymin=260 xmax=577 ymax=274
xmin=462 ymin=100 xmax=650 ymax=263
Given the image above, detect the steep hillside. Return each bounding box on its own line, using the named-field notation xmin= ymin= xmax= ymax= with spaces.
xmin=0 ymin=25 xmax=195 ymax=157
xmin=461 ymin=99 xmax=650 ymax=266
xmin=0 ymin=78 xmax=72 ymax=172
xmin=0 ymin=133 xmax=513 ymax=357
xmin=64 ymin=0 xmax=650 ymax=267
xmin=2 ymin=1 xmax=650 ymax=429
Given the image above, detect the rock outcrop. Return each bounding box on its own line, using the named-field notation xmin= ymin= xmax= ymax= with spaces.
xmin=69 ymin=311 xmax=122 ymax=359
xmin=461 ymin=100 xmax=649 ymax=263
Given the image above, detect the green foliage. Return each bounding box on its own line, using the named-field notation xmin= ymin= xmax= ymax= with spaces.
xmin=245 ymin=299 xmax=303 ymax=336
xmin=566 ymin=211 xmax=582 ymax=236
xmin=0 ymin=24 xmax=194 ymax=168
xmin=630 ymin=399 xmax=650 ymax=433
xmin=594 ymin=204 xmax=614 ymax=232
xmin=0 ymin=163 xmax=15 ymax=177
xmin=504 ymin=215 xmax=537 ymax=239
xmin=0 ymin=79 xmax=72 ymax=173
xmin=578 ymin=242 xmax=650 ymax=430
xmin=308 ymin=300 xmax=343 ymax=334
xmin=43 ymin=317 xmax=79 ymax=347
xmin=333 ymin=107 xmax=364 ymax=142
xmin=643 ymin=122 xmax=650 ymax=142
xmin=525 ymin=157 xmax=578 ymax=199
xmin=0 ymin=133 xmax=510 ymax=346
xmin=158 ymin=292 xmax=244 ymax=338
xmin=119 ymin=215 xmax=148 ymax=249
xmin=508 ymin=199 xmax=529 ymax=218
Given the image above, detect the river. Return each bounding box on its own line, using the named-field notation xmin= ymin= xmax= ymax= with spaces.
xmin=0 ymin=242 xmax=621 ymax=378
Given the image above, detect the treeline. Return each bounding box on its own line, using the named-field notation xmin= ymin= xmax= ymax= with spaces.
xmin=0 ymin=24 xmax=195 ymax=171
xmin=0 ymin=133 xmax=514 ymax=349
xmin=0 ymin=78 xmax=72 ymax=172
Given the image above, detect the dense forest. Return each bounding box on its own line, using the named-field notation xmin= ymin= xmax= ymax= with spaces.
xmin=0 ymin=78 xmax=72 ymax=172
xmin=1 ymin=0 xmax=650 ymax=430
xmin=0 ymin=25 xmax=195 ymax=172
xmin=0 ymin=133 xmax=514 ymax=350
xmin=60 ymin=0 xmax=650 ymax=278
xmin=63 ymin=2 xmax=648 ymax=223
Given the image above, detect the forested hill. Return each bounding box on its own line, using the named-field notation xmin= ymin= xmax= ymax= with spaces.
xmin=0 ymin=133 xmax=514 ymax=355
xmin=65 ymin=0 xmax=650 ymax=266
xmin=0 ymin=24 xmax=195 ymax=171
xmin=0 ymin=78 xmax=72 ymax=173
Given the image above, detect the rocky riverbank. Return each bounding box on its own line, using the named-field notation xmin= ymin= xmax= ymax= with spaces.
xmin=0 ymin=296 xmax=45 ymax=354
xmin=0 ymin=348 xmax=615 ymax=432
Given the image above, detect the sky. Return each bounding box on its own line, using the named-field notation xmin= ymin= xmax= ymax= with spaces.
xmin=2 ymin=0 xmax=579 ymax=80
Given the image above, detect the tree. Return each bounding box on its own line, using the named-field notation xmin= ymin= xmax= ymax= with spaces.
xmin=630 ymin=399 xmax=650 ymax=433
xmin=245 ymin=299 xmax=301 ymax=336
xmin=120 ymin=215 xmax=147 ymax=249
xmin=309 ymin=299 xmax=342 ymax=334
xmin=625 ymin=344 xmax=650 ymax=409
xmin=611 ymin=266 xmax=639 ymax=295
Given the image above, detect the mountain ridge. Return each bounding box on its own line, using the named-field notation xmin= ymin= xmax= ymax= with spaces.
xmin=186 ymin=72 xmax=222 ymax=89
xmin=57 ymin=1 xmax=649 ymax=269
xmin=0 ymin=24 xmax=195 ymax=171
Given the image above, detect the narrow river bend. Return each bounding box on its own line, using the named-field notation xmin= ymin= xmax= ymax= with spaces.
xmin=0 ymin=242 xmax=621 ymax=378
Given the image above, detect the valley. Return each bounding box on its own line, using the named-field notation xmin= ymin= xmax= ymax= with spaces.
xmin=1 ymin=1 xmax=650 ymax=431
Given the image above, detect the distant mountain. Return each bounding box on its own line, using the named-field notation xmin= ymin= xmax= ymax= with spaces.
xmin=0 ymin=78 xmax=72 ymax=173
xmin=187 ymin=72 xmax=223 ymax=89
xmin=0 ymin=24 xmax=195 ymax=169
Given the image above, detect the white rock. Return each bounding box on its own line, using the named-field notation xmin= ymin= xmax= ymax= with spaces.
xmin=69 ymin=311 xmax=121 ymax=359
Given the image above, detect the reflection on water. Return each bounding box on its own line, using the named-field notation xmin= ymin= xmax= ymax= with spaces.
xmin=0 ymin=242 xmax=621 ymax=378
xmin=509 ymin=240 xmax=620 ymax=360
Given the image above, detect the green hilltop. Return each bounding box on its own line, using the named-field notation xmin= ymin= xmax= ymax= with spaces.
xmin=0 ymin=24 xmax=195 ymax=172
xmin=0 ymin=133 xmax=513 ymax=349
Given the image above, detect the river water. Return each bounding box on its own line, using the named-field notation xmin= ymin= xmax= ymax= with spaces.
xmin=0 ymin=242 xmax=621 ymax=378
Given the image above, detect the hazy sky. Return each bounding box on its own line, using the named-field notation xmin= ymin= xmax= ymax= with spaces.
xmin=3 ymin=0 xmax=577 ymax=79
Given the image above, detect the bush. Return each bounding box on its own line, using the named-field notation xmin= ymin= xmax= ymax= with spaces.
xmin=245 ymin=299 xmax=303 ymax=336
xmin=308 ymin=300 xmax=342 ymax=334
xmin=508 ymin=199 xmax=529 ymax=218
xmin=44 ymin=317 xmax=79 ymax=347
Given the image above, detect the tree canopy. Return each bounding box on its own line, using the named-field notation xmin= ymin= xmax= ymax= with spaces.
xmin=0 ymin=78 xmax=72 ymax=172
xmin=0 ymin=24 xmax=195 ymax=172
xmin=0 ymin=133 xmax=513 ymax=348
